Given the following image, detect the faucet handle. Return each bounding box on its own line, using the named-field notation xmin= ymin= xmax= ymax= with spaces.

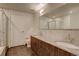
xmin=70 ymin=38 xmax=74 ymax=43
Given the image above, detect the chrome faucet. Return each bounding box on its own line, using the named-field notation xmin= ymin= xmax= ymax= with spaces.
xmin=67 ymin=33 xmax=74 ymax=43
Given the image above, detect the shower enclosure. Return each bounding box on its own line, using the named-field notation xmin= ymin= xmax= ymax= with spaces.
xmin=0 ymin=8 xmax=9 ymax=55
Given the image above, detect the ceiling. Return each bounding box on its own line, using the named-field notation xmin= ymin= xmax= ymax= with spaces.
xmin=0 ymin=3 xmax=78 ymax=18
xmin=0 ymin=3 xmax=66 ymax=14
xmin=0 ymin=3 xmax=38 ymax=13
xmin=44 ymin=3 xmax=79 ymax=18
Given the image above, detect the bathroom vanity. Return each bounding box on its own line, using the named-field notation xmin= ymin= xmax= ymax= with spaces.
xmin=31 ymin=36 xmax=78 ymax=56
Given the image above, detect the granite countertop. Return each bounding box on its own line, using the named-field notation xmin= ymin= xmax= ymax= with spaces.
xmin=32 ymin=35 xmax=79 ymax=56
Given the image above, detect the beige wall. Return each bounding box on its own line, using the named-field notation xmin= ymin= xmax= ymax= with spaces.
xmin=3 ymin=9 xmax=34 ymax=47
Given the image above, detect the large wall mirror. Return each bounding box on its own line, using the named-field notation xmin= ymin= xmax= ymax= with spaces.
xmin=39 ymin=4 xmax=79 ymax=30
xmin=39 ymin=16 xmax=64 ymax=30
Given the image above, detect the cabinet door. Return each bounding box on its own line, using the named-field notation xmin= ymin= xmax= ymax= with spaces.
xmin=57 ymin=47 xmax=75 ymax=56
xmin=57 ymin=48 xmax=70 ymax=56
xmin=37 ymin=40 xmax=43 ymax=56
xmin=31 ymin=37 xmax=37 ymax=52
xmin=49 ymin=45 xmax=55 ymax=56
xmin=38 ymin=40 xmax=50 ymax=56
xmin=35 ymin=39 xmax=40 ymax=55
xmin=31 ymin=37 xmax=35 ymax=51
xmin=31 ymin=36 xmax=75 ymax=56
xmin=42 ymin=42 xmax=50 ymax=56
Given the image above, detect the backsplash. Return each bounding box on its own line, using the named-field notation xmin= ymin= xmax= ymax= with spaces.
xmin=39 ymin=30 xmax=79 ymax=46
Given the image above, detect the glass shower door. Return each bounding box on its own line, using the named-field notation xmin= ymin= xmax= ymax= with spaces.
xmin=0 ymin=10 xmax=8 ymax=47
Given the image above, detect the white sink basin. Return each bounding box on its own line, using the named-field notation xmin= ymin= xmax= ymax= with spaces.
xmin=56 ymin=42 xmax=79 ymax=49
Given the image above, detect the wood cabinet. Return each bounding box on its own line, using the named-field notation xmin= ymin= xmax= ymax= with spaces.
xmin=31 ymin=36 xmax=75 ymax=56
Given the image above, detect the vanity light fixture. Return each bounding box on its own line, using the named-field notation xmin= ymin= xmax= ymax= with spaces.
xmin=35 ymin=3 xmax=47 ymax=16
xmin=40 ymin=9 xmax=44 ymax=16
